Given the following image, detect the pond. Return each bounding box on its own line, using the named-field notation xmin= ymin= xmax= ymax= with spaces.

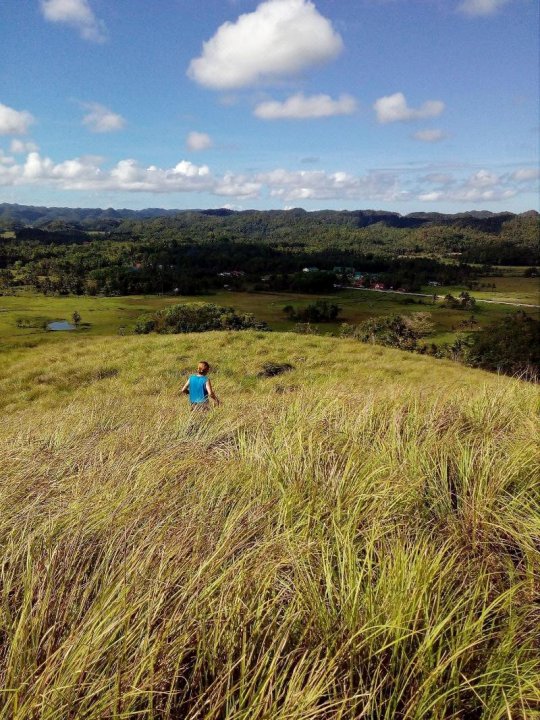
xmin=48 ymin=320 xmax=76 ymax=331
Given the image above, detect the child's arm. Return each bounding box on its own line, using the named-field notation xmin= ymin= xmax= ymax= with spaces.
xmin=181 ymin=378 xmax=190 ymax=395
xmin=206 ymin=379 xmax=220 ymax=406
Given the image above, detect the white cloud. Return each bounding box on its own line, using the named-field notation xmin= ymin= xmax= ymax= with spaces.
xmin=105 ymin=159 xmax=214 ymax=191
xmin=257 ymin=168 xmax=407 ymax=203
xmin=81 ymin=103 xmax=126 ymax=133
xmin=1 ymin=150 xmax=401 ymax=202
xmin=254 ymin=93 xmax=357 ymax=120
xmin=412 ymin=129 xmax=447 ymax=143
xmin=0 ymin=149 xmax=536 ymax=207
xmin=457 ymin=0 xmax=511 ymax=17
xmin=187 ymin=0 xmax=343 ymax=89
xmin=418 ymin=168 xmax=521 ymax=203
xmin=22 ymin=152 xmax=54 ymax=180
xmin=420 ymin=188 xmax=517 ymax=202
xmin=0 ymin=103 xmax=35 ymax=135
xmin=186 ymin=131 xmax=213 ymax=151
xmin=40 ymin=0 xmax=106 ymax=42
xmin=374 ymin=92 xmax=445 ymax=123
xmin=214 ymin=173 xmax=261 ymax=197
xmin=0 ymin=153 xmax=19 ymax=185
xmin=418 ymin=191 xmax=443 ymax=202
xmin=468 ymin=169 xmax=498 ymax=187
xmin=511 ymin=167 xmax=540 ymax=182
xmin=0 ymin=150 xmax=260 ymax=197
xmin=10 ymin=139 xmax=39 ymax=153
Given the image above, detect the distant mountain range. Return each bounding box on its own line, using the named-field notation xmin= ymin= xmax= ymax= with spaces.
xmin=0 ymin=202 xmax=538 ymax=234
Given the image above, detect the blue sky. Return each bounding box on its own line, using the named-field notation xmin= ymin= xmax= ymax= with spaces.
xmin=1 ymin=0 xmax=538 ymax=212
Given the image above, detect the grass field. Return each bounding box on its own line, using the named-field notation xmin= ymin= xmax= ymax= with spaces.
xmin=0 ymin=332 xmax=538 ymax=718
xmin=421 ymin=276 xmax=540 ymax=306
xmin=1 ymin=283 xmax=536 ymax=352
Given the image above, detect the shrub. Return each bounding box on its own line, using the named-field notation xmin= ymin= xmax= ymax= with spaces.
xmin=345 ymin=312 xmax=433 ymax=350
xmin=133 ymin=314 xmax=157 ymax=334
xmin=283 ymin=299 xmax=341 ymax=323
xmin=134 ymin=302 xmax=268 ymax=334
xmin=353 ymin=315 xmax=418 ymax=350
xmin=443 ymin=292 xmax=477 ymax=311
xmin=464 ymin=311 xmax=539 ymax=379
xmin=402 ymin=312 xmax=435 ymax=337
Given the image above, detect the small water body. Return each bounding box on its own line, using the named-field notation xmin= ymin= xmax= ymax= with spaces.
xmin=48 ymin=321 xmax=76 ymax=331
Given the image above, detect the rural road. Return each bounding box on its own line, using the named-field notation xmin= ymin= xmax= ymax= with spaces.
xmin=341 ymin=286 xmax=540 ymax=309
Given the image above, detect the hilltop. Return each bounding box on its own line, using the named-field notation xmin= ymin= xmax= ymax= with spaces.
xmin=1 ymin=332 xmax=538 ymax=718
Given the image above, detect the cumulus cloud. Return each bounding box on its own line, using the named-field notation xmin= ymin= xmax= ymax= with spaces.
xmin=0 ymin=149 xmax=536 ymax=207
xmin=81 ymin=103 xmax=126 ymax=133
xmin=0 ymin=103 xmax=35 ymax=135
xmin=10 ymin=139 xmax=39 ymax=153
xmin=0 ymin=150 xmax=402 ymax=202
xmin=256 ymin=168 xmax=407 ymax=203
xmin=213 ymin=173 xmax=261 ymax=197
xmin=412 ymin=129 xmax=447 ymax=143
xmin=468 ymin=169 xmax=498 ymax=187
xmin=186 ymin=131 xmax=213 ymax=151
xmin=0 ymin=150 xmax=260 ymax=197
xmin=374 ymin=92 xmax=445 ymax=123
xmin=457 ymin=0 xmax=511 ymax=17
xmin=254 ymin=93 xmax=357 ymax=120
xmin=417 ymin=168 xmax=524 ymax=203
xmin=40 ymin=0 xmax=106 ymax=42
xmin=187 ymin=0 xmax=343 ymax=89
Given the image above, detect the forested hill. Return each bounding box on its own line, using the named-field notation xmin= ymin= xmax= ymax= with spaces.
xmin=0 ymin=202 xmax=537 ymax=233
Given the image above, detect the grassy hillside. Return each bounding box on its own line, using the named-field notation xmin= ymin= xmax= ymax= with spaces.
xmin=1 ymin=333 xmax=539 ymax=719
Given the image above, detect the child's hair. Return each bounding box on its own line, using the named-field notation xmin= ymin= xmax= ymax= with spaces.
xmin=197 ymin=361 xmax=210 ymax=375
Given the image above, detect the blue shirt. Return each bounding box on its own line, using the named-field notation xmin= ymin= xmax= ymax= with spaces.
xmin=189 ymin=374 xmax=209 ymax=404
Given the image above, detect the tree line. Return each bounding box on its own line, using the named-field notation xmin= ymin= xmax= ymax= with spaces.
xmin=0 ymin=209 xmax=537 ymax=296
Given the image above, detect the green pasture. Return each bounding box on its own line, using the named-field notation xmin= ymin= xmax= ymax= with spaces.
xmin=420 ymin=275 xmax=539 ymax=305
xmin=0 ymin=285 xmax=534 ymax=352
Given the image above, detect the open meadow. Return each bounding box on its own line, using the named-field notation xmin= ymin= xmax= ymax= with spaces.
xmin=1 ymin=282 xmax=537 ymax=352
xmin=420 ymin=276 xmax=540 ymax=307
xmin=0 ymin=331 xmax=538 ymax=718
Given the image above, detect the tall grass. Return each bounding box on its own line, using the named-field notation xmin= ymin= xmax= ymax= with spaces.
xmin=1 ymin=332 xmax=538 ymax=718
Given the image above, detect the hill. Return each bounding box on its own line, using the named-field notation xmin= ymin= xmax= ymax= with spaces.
xmin=2 ymin=204 xmax=538 ymax=298
xmin=1 ymin=333 xmax=538 ymax=718
xmin=1 ymin=201 xmax=537 ymax=233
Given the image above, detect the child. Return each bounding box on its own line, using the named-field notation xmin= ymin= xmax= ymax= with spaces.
xmin=181 ymin=361 xmax=220 ymax=409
